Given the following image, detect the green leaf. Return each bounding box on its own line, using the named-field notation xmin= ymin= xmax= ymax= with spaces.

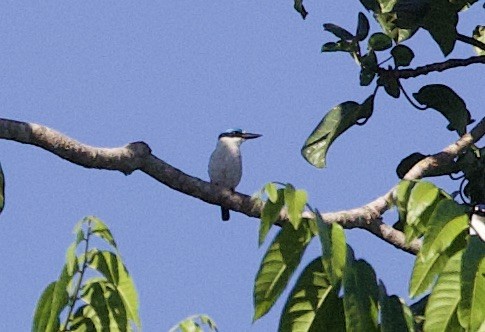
xmin=265 ymin=182 xmax=278 ymax=203
xmin=81 ymin=280 xmax=112 ymax=331
xmin=424 ymin=250 xmax=464 ymax=332
xmin=359 ymin=0 xmax=380 ymax=12
xmin=422 ymin=0 xmax=458 ymax=56
xmin=472 ymin=25 xmax=485 ymax=56
xmin=88 ymin=250 xmax=140 ymax=328
xmin=375 ymin=12 xmax=418 ymax=43
xmin=260 ymin=189 xmax=285 ymax=246
xmin=279 ymin=258 xmax=345 ymax=332
xmin=413 ymin=84 xmax=473 ymax=135
xmin=321 ymin=41 xmax=355 ymax=53
xmin=294 ymin=0 xmax=308 ymax=19
xmin=69 ymin=305 xmax=100 ymax=332
xmin=356 ymin=12 xmax=370 ymax=41
xmin=284 ymin=184 xmax=308 ymax=229
xmin=301 ymin=96 xmax=374 ymax=168
xmin=379 ymin=281 xmax=415 ymax=332
xmin=65 ymin=242 xmax=78 ymax=277
xmin=32 ymin=282 xmax=59 ymax=332
xmin=368 ymin=32 xmax=393 ymax=51
xmin=377 ymin=75 xmax=400 ymax=98
xmin=409 ymin=200 xmax=468 ymax=297
xmin=323 ymin=23 xmax=354 ymax=40
xmin=395 ymin=180 xmax=416 ymax=226
xmin=391 ymin=44 xmax=414 ymax=67
xmin=404 ymin=181 xmax=442 ymax=243
xmin=169 ymin=315 xmax=218 ymax=332
xmin=458 ymin=237 xmax=485 ymax=331
xmin=0 ymin=162 xmax=4 ymax=214
xmin=253 ymin=223 xmax=313 ymax=321
xmin=86 ymin=216 xmax=118 ymax=249
xmin=343 ymin=255 xmax=379 ymax=332
xmin=360 ymin=51 xmax=377 ymax=86
xmin=32 ymin=267 xmax=71 ymax=332
xmin=316 ymin=211 xmax=346 ymax=287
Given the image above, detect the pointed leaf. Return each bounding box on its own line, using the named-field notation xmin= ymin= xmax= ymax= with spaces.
xmin=391 ymin=45 xmax=414 ymax=67
xmin=323 ymin=23 xmax=354 ymax=40
xmin=253 ymin=223 xmax=313 ymax=320
xmin=409 ymin=200 xmax=468 ymax=297
xmin=395 ymin=180 xmax=416 ymax=225
xmin=81 ymin=280 xmax=112 ymax=331
xmin=356 ymin=12 xmax=370 ymax=41
xmin=302 ymin=96 xmax=374 ymax=168
xmin=284 ymin=184 xmax=308 ymax=229
xmin=413 ymin=84 xmax=473 ymax=135
xmin=260 ymin=189 xmax=284 ymax=246
xmin=404 ymin=181 xmax=442 ymax=243
xmin=343 ymin=257 xmax=379 ymax=332
xmin=88 ymin=250 xmax=140 ymax=328
xmin=458 ymin=236 xmax=485 ymax=331
xmin=379 ymin=281 xmax=415 ymax=332
xmin=65 ymin=242 xmax=78 ymax=277
xmin=265 ymin=182 xmax=278 ymax=203
xmin=424 ymin=250 xmax=463 ymax=332
xmin=279 ymin=258 xmax=345 ymax=332
xmin=472 ymin=25 xmax=485 ymax=56
xmin=422 ymin=1 xmax=458 ymax=56
xmin=377 ymin=75 xmax=400 ymax=98
xmin=321 ymin=41 xmax=356 ymax=53
xmin=368 ymin=32 xmax=393 ymax=51
xmin=85 ymin=216 xmax=117 ymax=249
xmin=316 ymin=211 xmax=346 ymax=287
xmin=32 ymin=282 xmax=58 ymax=332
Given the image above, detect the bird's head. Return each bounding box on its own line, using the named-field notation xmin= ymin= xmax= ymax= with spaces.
xmin=218 ymin=128 xmax=262 ymax=145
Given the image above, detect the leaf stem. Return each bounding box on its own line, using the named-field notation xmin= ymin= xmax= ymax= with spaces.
xmin=456 ymin=33 xmax=485 ymax=51
xmin=61 ymin=220 xmax=92 ymax=331
xmin=398 ymin=81 xmax=427 ymax=111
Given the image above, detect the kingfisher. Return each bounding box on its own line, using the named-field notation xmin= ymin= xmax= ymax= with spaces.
xmin=208 ymin=128 xmax=262 ymax=221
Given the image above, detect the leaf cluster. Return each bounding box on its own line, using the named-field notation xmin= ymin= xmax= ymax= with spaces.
xmin=32 ymin=216 xmax=140 ymax=332
xmin=255 ymin=181 xmax=485 ymax=331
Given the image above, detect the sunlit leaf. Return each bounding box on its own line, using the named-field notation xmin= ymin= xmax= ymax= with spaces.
xmin=284 ymin=184 xmax=308 ymax=229
xmin=265 ymin=182 xmax=279 ymax=203
xmin=65 ymin=242 xmax=78 ymax=277
xmin=413 ymin=84 xmax=473 ymax=135
xmin=391 ymin=44 xmax=414 ymax=67
xmin=316 ymin=211 xmax=346 ymax=287
xmin=253 ymin=223 xmax=313 ymax=321
xmin=32 ymin=267 xmax=71 ymax=332
xmin=424 ymin=250 xmax=463 ymax=331
xmin=395 ymin=180 xmax=416 ymax=226
xmin=88 ymin=250 xmax=140 ymax=328
xmin=343 ymin=252 xmax=379 ymax=332
xmin=81 ymin=280 xmax=112 ymax=330
xmin=302 ymin=95 xmax=374 ymax=168
xmin=409 ymin=200 xmax=468 ymax=297
xmin=279 ymin=258 xmax=345 ymax=331
xmin=85 ymin=216 xmax=117 ymax=249
xmin=379 ymin=281 xmax=415 ymax=332
xmin=458 ymin=237 xmax=485 ymax=331
xmin=260 ymin=189 xmax=284 ymax=246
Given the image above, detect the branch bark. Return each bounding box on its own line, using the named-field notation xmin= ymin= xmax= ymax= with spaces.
xmin=1 ymin=117 xmax=484 ymax=255
xmin=379 ymin=56 xmax=485 ymax=80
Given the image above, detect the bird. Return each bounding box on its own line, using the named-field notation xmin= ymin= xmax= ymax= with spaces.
xmin=208 ymin=128 xmax=262 ymax=221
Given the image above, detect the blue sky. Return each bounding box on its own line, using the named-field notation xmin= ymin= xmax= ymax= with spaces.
xmin=0 ymin=2 xmax=483 ymax=331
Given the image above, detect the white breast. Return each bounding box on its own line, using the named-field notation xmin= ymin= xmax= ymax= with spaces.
xmin=208 ymin=138 xmax=243 ymax=189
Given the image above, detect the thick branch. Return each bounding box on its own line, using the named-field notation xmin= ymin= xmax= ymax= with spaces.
xmin=457 ymin=33 xmax=485 ymax=51
xmin=1 ymin=117 xmax=484 ymax=255
xmin=379 ymin=56 xmax=485 ymax=80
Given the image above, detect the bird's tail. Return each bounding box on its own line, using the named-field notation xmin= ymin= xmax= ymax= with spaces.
xmin=221 ymin=207 xmax=230 ymax=221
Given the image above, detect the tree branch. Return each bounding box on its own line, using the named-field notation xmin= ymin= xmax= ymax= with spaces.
xmin=456 ymin=33 xmax=485 ymax=51
xmin=379 ymin=56 xmax=485 ymax=80
xmin=1 ymin=117 xmax=484 ymax=255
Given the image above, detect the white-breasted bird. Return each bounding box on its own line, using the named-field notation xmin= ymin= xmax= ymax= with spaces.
xmin=208 ymin=128 xmax=262 ymax=221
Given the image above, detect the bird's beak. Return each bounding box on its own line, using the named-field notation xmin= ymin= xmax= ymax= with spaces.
xmin=242 ymin=132 xmax=262 ymax=140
